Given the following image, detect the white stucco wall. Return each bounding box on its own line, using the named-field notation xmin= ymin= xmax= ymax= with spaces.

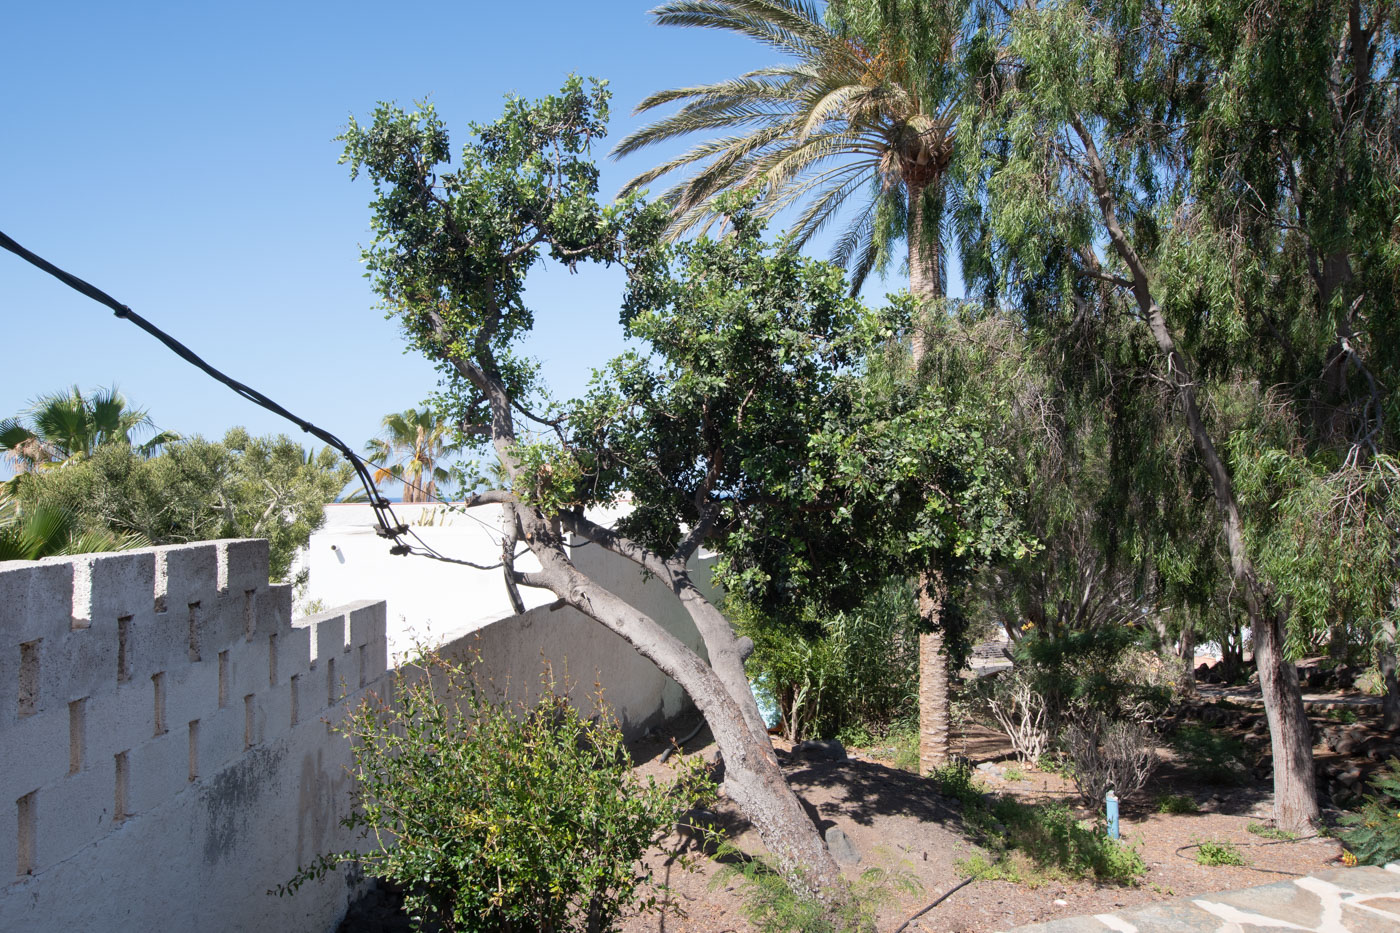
xmin=0 ymin=540 xmax=389 ymax=933
xmin=305 ymin=502 xmax=714 ymax=736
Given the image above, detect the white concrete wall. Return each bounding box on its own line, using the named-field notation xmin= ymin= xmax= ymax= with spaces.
xmin=305 ymin=503 xmax=714 ymax=736
xmin=0 ymin=540 xmax=389 ymax=933
xmin=306 ymin=503 xmax=554 ymax=658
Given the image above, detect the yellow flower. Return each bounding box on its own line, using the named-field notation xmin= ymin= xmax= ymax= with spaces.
xmin=1342 ymin=850 xmax=1358 ymax=867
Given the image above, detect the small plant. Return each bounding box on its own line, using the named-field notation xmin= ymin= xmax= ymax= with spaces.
xmin=1157 ymin=794 xmax=1199 ymax=815
xmin=1171 ymin=724 xmax=1249 ymax=785
xmin=1194 ymin=839 xmax=1245 ymax=866
xmin=1246 ymin=822 xmax=1297 ymax=841
xmin=1003 ymin=765 xmax=1026 ymax=782
xmin=715 ymin=844 xmax=919 ymax=933
xmin=1337 ymin=757 xmax=1400 ymax=865
xmin=277 ymin=650 xmax=711 ymax=932
xmin=1326 ymin=708 xmax=1359 ymax=724
xmin=931 ymin=760 xmax=985 ymax=808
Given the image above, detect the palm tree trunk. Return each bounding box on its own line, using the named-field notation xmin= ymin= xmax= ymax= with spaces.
xmin=908 ymin=174 xmax=954 ymax=774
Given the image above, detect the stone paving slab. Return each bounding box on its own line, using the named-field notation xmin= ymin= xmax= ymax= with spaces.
xmin=1004 ymin=864 xmax=1400 ymax=933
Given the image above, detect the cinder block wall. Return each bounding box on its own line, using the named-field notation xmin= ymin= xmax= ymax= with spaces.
xmin=0 ymin=540 xmax=389 ymax=933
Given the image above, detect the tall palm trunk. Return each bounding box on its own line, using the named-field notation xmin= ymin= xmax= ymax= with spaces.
xmin=908 ymin=174 xmax=954 ymax=773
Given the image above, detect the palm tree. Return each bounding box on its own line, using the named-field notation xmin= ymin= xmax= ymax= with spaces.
xmin=0 ymin=490 xmax=147 ymax=560
xmin=364 ymin=408 xmax=463 ymax=504
xmin=615 ymin=0 xmax=967 ymax=301
xmin=618 ymin=0 xmax=973 ymax=772
xmin=0 ymin=385 xmax=178 ymax=473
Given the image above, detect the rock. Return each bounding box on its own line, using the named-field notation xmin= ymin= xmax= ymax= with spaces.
xmin=796 ymin=739 xmax=847 ymax=762
xmin=1334 ymin=731 xmax=1364 ymax=757
xmin=1337 ymin=768 xmax=1363 ymax=788
xmin=825 ymin=827 xmax=861 ymax=865
xmin=976 ymin=761 xmax=998 ymax=772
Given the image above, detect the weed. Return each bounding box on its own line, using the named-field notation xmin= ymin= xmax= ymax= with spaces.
xmin=715 ymin=844 xmax=919 ymax=932
xmin=1194 ymin=839 xmax=1245 ymax=866
xmin=1156 ymin=794 xmax=1199 ymax=815
xmin=1004 ymin=765 xmax=1026 ymax=782
xmin=1326 ymin=708 xmax=1359 ymax=724
xmin=1246 ymin=822 xmax=1297 ymax=841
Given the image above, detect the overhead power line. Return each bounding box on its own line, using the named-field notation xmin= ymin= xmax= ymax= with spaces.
xmin=0 ymin=228 xmax=501 ymax=570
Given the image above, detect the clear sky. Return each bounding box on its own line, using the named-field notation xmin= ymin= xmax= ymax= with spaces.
xmin=1 ymin=1 xmax=932 ymax=483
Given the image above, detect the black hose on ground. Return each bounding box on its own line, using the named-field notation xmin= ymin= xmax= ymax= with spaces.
xmin=659 ymin=719 xmax=708 ymax=764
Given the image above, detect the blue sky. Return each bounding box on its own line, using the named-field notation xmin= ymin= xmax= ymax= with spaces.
xmin=1 ymin=1 xmax=929 ymax=483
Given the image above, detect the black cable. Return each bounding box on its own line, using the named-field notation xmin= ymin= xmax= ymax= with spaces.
xmin=0 ymin=228 xmax=489 ymax=569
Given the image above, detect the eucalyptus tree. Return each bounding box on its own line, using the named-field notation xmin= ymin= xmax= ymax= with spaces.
xmin=339 ymin=78 xmax=1023 ymax=907
xmin=959 ymin=0 xmax=1400 ymax=830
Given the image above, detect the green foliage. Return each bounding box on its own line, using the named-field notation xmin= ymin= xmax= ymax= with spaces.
xmin=1 ymin=385 xmax=177 ymax=472
xmin=1338 ymin=758 xmax=1400 ymax=866
xmin=1246 ymin=822 xmax=1297 ymax=842
xmin=715 ymin=845 xmax=919 ymax=933
xmin=1170 ymin=724 xmax=1250 ymax=786
xmin=14 ymin=429 xmax=350 ymax=581
xmin=738 ymin=582 xmax=920 ymax=741
xmin=0 ymin=490 xmax=146 ymax=560
xmin=1156 ymin=795 xmax=1199 ymax=815
xmin=281 ymin=651 xmax=711 ymax=932
xmin=1193 ymin=840 xmax=1245 ymax=867
xmin=364 ymin=407 xmax=464 ymax=503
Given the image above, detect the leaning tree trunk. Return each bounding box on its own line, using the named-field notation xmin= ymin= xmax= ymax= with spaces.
xmin=908 ymin=173 xmax=955 ymax=774
xmin=1071 ymin=117 xmax=1319 ymax=831
xmin=1379 ymin=614 xmax=1400 ymax=732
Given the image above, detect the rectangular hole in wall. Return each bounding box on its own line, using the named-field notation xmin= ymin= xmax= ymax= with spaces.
xmin=18 ymin=641 xmax=40 ymax=718
xmin=244 ymin=589 xmax=256 ymax=641
xmin=289 ymin=674 xmax=299 ymax=726
xmin=71 ymin=558 xmax=92 ymax=630
xmin=68 ymin=698 xmax=87 ymax=775
xmin=326 ymin=657 xmax=337 ymax=707
xmin=358 ymin=644 xmax=367 ymax=688
xmin=187 ymin=602 xmax=201 ymax=662
xmin=152 ymin=672 xmax=167 ymax=736
xmin=114 ymin=752 xmax=129 ymax=823
xmin=217 ymin=651 xmax=229 ymax=708
xmin=117 ymin=615 xmax=132 ymax=683
xmin=243 ymin=695 xmax=255 ymax=749
xmin=188 ymin=721 xmax=199 ymax=782
xmin=268 ymin=634 xmax=278 ymax=686
xmin=17 ymin=791 xmax=36 ymax=876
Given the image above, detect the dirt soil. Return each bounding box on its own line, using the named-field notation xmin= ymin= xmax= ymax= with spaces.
xmin=615 ymin=700 xmax=1378 ymax=933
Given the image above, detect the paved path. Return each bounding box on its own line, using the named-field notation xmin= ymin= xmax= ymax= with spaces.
xmin=1005 ymin=865 xmax=1400 ymax=932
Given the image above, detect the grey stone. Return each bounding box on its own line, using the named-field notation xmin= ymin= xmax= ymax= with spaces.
xmin=825 ymin=827 xmax=861 ymax=865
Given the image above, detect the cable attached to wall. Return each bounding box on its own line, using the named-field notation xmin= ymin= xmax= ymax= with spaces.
xmin=0 ymin=228 xmax=498 ymax=570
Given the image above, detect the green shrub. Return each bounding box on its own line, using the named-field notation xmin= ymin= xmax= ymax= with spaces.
xmin=1157 ymin=794 xmax=1199 ymax=814
xmin=1194 ymin=839 xmax=1245 ymax=866
xmin=1170 ymin=724 xmax=1250 ymax=785
xmin=738 ymin=582 xmax=920 ymax=741
xmin=279 ymin=651 xmax=711 ymax=932
xmin=715 ymin=846 xmax=919 ymax=933
xmin=1338 ymin=758 xmax=1400 ymax=865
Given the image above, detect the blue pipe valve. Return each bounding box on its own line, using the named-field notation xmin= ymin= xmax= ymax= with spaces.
xmin=1106 ymin=789 xmax=1120 ymax=840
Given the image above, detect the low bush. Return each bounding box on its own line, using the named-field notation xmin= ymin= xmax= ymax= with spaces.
xmin=278 ymin=650 xmax=711 ymax=932
xmin=1246 ymin=822 xmax=1297 ymax=841
xmin=1063 ymin=714 xmax=1158 ymax=806
xmin=1338 ymin=757 xmax=1400 ymax=865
